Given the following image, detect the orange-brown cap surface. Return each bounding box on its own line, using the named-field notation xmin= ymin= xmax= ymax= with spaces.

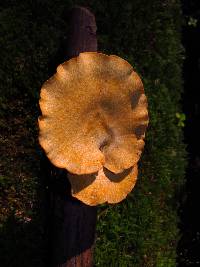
xmin=68 ymin=165 xmax=138 ymax=205
xmin=39 ymin=52 xmax=148 ymax=175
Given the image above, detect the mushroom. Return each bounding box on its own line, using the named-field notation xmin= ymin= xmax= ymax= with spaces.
xmin=68 ymin=165 xmax=138 ymax=206
xmin=39 ymin=52 xmax=148 ymax=205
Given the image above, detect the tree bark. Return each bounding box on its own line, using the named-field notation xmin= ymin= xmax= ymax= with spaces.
xmin=66 ymin=6 xmax=97 ymax=59
xmin=45 ymin=6 xmax=98 ymax=267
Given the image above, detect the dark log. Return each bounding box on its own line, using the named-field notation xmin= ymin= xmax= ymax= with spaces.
xmin=66 ymin=6 xmax=97 ymax=59
xmin=44 ymin=6 xmax=98 ymax=267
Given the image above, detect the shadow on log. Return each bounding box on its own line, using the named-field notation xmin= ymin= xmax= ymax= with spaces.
xmin=41 ymin=6 xmax=98 ymax=267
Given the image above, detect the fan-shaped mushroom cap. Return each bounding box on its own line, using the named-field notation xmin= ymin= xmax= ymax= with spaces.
xmin=68 ymin=165 xmax=138 ymax=205
xmin=39 ymin=52 xmax=148 ymax=175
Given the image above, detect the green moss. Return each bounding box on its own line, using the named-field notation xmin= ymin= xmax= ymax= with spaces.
xmin=0 ymin=1 xmax=186 ymax=266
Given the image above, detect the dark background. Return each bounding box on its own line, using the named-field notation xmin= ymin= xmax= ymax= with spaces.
xmin=178 ymin=0 xmax=200 ymax=266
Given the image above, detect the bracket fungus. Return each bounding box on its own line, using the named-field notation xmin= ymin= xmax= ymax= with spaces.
xmin=39 ymin=52 xmax=149 ymax=205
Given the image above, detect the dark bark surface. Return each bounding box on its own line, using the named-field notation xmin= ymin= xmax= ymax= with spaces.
xmin=66 ymin=7 xmax=97 ymax=59
xmin=43 ymin=7 xmax=98 ymax=267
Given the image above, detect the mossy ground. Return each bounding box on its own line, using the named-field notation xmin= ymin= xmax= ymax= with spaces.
xmin=0 ymin=1 xmax=186 ymax=266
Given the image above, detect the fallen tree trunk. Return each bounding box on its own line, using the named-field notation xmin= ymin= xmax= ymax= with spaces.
xmin=44 ymin=6 xmax=98 ymax=267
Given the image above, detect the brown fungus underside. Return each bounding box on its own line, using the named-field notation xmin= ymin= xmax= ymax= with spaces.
xmin=39 ymin=52 xmax=148 ymax=205
xmin=68 ymin=166 xmax=138 ymax=206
